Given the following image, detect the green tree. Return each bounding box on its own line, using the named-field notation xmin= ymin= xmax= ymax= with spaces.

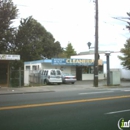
xmin=15 ymin=16 xmax=46 ymax=61
xmin=64 ymin=43 xmax=76 ymax=58
xmin=126 ymin=12 xmax=130 ymax=30
xmin=118 ymin=12 xmax=130 ymax=70
xmin=41 ymin=32 xmax=62 ymax=58
xmin=0 ymin=0 xmax=18 ymax=53
xmin=118 ymin=38 xmax=130 ymax=69
xmin=58 ymin=48 xmax=67 ymax=58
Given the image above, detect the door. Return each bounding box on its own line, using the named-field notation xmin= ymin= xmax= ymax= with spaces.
xmin=49 ymin=69 xmax=62 ymax=83
xmin=76 ymin=66 xmax=82 ymax=80
xmin=0 ymin=63 xmax=8 ymax=86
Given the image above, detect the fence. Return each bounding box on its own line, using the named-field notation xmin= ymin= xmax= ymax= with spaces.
xmin=29 ymin=70 xmax=43 ymax=86
xmin=10 ymin=68 xmax=24 ymax=87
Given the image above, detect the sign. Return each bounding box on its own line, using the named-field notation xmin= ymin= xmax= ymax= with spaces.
xmin=118 ymin=118 xmax=130 ymax=130
xmin=52 ymin=58 xmax=94 ymax=66
xmin=0 ymin=54 xmax=20 ymax=60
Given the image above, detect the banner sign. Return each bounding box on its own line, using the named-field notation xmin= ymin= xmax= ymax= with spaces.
xmin=0 ymin=54 xmax=20 ymax=60
xmin=52 ymin=58 xmax=94 ymax=66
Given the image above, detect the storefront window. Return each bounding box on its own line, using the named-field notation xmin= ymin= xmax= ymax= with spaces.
xmin=82 ymin=65 xmax=103 ymax=74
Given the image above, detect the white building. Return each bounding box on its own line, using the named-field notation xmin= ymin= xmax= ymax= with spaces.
xmin=71 ymin=51 xmax=130 ymax=80
xmin=24 ymin=51 xmax=130 ymax=86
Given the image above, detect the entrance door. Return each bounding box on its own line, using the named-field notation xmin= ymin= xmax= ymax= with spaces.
xmin=0 ymin=63 xmax=8 ymax=85
xmin=76 ymin=66 xmax=82 ymax=80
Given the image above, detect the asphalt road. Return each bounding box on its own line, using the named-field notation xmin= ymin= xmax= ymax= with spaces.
xmin=0 ymin=87 xmax=130 ymax=130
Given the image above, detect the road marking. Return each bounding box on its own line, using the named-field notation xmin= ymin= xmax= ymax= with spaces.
xmin=122 ymin=90 xmax=130 ymax=92
xmin=79 ymin=91 xmax=114 ymax=95
xmin=0 ymin=95 xmax=130 ymax=111
xmin=105 ymin=109 xmax=130 ymax=115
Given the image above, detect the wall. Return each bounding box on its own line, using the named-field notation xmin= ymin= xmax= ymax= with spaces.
xmin=24 ymin=70 xmax=29 ymax=86
xmin=71 ymin=52 xmax=130 ymax=80
xmin=24 ymin=62 xmax=75 ymax=86
xmin=82 ymin=74 xmax=104 ymax=80
xmin=42 ymin=63 xmax=75 ymax=75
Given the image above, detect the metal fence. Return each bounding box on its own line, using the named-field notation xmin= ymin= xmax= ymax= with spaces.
xmin=29 ymin=71 xmax=43 ymax=85
xmin=10 ymin=68 xmax=24 ymax=87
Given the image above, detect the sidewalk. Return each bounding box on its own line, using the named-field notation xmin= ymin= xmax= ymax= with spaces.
xmin=0 ymin=80 xmax=130 ymax=95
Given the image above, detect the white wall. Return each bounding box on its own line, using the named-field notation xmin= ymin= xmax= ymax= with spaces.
xmin=71 ymin=52 xmax=130 ymax=79
xmin=41 ymin=63 xmax=73 ymax=74
xmin=24 ymin=70 xmax=29 ymax=86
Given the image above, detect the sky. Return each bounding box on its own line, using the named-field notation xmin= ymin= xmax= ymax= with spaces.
xmin=12 ymin=0 xmax=130 ymax=53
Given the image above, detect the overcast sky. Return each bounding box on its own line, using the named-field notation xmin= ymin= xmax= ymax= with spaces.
xmin=12 ymin=0 xmax=130 ymax=53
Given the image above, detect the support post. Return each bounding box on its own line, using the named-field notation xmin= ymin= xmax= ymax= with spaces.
xmin=105 ymin=52 xmax=111 ymax=86
xmin=94 ymin=0 xmax=99 ymax=87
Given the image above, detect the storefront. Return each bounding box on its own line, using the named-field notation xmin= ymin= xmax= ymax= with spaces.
xmin=0 ymin=54 xmax=20 ymax=87
xmin=24 ymin=58 xmax=103 ymax=86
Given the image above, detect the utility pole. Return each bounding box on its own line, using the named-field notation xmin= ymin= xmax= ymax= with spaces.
xmin=94 ymin=0 xmax=99 ymax=87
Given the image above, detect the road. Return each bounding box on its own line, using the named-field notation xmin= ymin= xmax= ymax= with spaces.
xmin=0 ymin=87 xmax=130 ymax=130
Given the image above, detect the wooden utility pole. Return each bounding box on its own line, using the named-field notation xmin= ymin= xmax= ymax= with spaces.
xmin=94 ymin=0 xmax=99 ymax=87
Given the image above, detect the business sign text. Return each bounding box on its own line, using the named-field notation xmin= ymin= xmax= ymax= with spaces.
xmin=52 ymin=58 xmax=94 ymax=66
xmin=0 ymin=54 xmax=20 ymax=60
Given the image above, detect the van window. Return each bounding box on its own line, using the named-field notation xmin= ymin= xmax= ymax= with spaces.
xmin=44 ymin=70 xmax=48 ymax=75
xmin=46 ymin=71 xmax=48 ymax=75
xmin=51 ymin=70 xmax=56 ymax=75
xmin=57 ymin=70 xmax=61 ymax=75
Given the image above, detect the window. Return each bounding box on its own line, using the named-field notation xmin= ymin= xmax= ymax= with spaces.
xmin=82 ymin=65 xmax=103 ymax=74
xmin=32 ymin=65 xmax=37 ymax=70
xmin=26 ymin=66 xmax=30 ymax=70
xmin=57 ymin=70 xmax=61 ymax=75
xmin=82 ymin=66 xmax=93 ymax=74
xmin=51 ymin=70 xmax=56 ymax=75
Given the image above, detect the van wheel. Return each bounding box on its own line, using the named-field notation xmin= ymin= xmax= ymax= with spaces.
xmin=44 ymin=80 xmax=48 ymax=85
xmin=71 ymin=82 xmax=75 ymax=84
xmin=57 ymin=83 xmax=61 ymax=85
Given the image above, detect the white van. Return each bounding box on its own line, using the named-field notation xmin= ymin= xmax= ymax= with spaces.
xmin=40 ymin=69 xmax=62 ymax=85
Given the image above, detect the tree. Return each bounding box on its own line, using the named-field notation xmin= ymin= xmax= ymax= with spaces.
xmin=41 ymin=32 xmax=62 ymax=59
xmin=15 ymin=16 xmax=63 ymax=61
xmin=118 ymin=38 xmax=130 ymax=69
xmin=15 ymin=16 xmax=47 ymax=61
xmin=0 ymin=0 xmax=18 ymax=53
xmin=64 ymin=43 xmax=77 ymax=58
xmin=118 ymin=12 xmax=130 ymax=70
xmin=126 ymin=12 xmax=130 ymax=30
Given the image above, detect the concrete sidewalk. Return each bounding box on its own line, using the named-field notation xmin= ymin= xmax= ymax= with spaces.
xmin=0 ymin=80 xmax=130 ymax=95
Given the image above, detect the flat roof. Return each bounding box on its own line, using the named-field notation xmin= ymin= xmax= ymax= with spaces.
xmin=24 ymin=59 xmax=51 ymax=64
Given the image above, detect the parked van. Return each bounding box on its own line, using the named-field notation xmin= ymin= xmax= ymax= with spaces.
xmin=39 ymin=69 xmax=62 ymax=85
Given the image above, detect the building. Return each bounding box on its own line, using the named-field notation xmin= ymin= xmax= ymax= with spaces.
xmin=71 ymin=51 xmax=130 ymax=80
xmin=0 ymin=54 xmax=20 ymax=87
xmin=24 ymin=51 xmax=130 ymax=86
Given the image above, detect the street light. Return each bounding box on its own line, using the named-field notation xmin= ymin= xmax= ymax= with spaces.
xmin=105 ymin=51 xmax=111 ymax=86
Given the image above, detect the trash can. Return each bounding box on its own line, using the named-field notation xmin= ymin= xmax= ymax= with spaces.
xmin=110 ymin=69 xmax=120 ymax=85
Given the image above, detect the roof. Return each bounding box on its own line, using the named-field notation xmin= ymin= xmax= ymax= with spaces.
xmin=78 ymin=50 xmax=120 ymax=55
xmin=24 ymin=59 xmax=51 ymax=64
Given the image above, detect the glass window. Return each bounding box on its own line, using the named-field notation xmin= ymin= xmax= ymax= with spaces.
xmin=32 ymin=65 xmax=37 ymax=70
xmin=51 ymin=70 xmax=56 ymax=75
xmin=26 ymin=66 xmax=30 ymax=70
xmin=57 ymin=70 xmax=61 ymax=75
xmin=82 ymin=66 xmax=94 ymax=74
xmin=82 ymin=65 xmax=103 ymax=74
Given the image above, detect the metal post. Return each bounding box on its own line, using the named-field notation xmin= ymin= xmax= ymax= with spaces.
xmin=19 ymin=67 xmax=21 ymax=87
xmin=106 ymin=55 xmax=110 ymax=86
xmin=94 ymin=0 xmax=99 ymax=87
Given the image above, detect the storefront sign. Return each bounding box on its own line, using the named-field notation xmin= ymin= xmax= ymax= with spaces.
xmin=0 ymin=54 xmax=20 ymax=60
xmin=52 ymin=58 xmax=94 ymax=66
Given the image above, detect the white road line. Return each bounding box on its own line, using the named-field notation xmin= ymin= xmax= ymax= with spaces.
xmin=122 ymin=90 xmax=130 ymax=92
xmin=105 ymin=109 xmax=130 ymax=115
xmin=79 ymin=91 xmax=114 ymax=95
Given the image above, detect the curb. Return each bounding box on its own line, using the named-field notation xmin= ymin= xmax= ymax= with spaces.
xmin=0 ymin=90 xmax=55 ymax=95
